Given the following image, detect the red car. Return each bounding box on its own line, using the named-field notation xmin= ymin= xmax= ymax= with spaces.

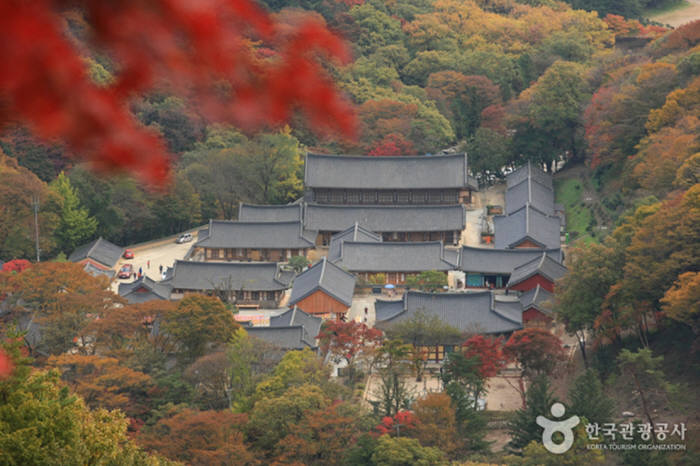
xmin=118 ymin=264 xmax=133 ymax=279
xmin=123 ymin=249 xmax=134 ymax=259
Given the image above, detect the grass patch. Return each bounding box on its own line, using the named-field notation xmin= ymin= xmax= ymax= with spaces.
xmin=645 ymin=0 xmax=690 ymax=17
xmin=554 ymin=178 xmax=593 ymax=241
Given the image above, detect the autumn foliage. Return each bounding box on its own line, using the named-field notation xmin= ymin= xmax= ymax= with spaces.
xmin=461 ymin=335 xmax=507 ymax=378
xmin=0 ymin=0 xmax=356 ymax=185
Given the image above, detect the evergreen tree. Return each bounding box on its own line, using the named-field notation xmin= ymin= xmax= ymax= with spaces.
xmin=51 ymin=172 xmax=98 ymax=253
xmin=508 ymin=375 xmax=556 ymax=452
xmin=568 ymin=369 xmax=615 ymax=425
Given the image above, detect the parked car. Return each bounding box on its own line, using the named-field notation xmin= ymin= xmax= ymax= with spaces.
xmin=176 ymin=233 xmax=193 ymax=244
xmin=118 ymin=264 xmax=133 ymax=279
xmin=123 ymin=249 xmax=134 ymax=259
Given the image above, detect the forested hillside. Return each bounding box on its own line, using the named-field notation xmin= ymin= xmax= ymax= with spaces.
xmin=1 ymin=1 xmax=698 ymax=464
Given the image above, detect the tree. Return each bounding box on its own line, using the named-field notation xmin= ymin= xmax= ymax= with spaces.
xmin=0 ymin=261 xmax=122 ymax=356
xmin=0 ymin=0 xmax=356 ymax=185
xmin=162 ymin=294 xmax=239 ymax=363
xmin=617 ymin=348 xmax=673 ymax=433
xmin=568 ymin=369 xmax=614 ymax=426
xmin=375 ymin=410 xmax=418 ymax=438
xmin=51 ymin=172 xmax=98 ymax=253
xmin=138 ymin=408 xmax=253 ymax=465
xmin=661 ymin=271 xmax=700 ymax=338
xmin=507 ymin=375 xmax=556 ymax=452
xmin=404 ymin=270 xmax=448 ymax=292
xmin=370 ymin=435 xmax=444 ymax=466
xmin=462 ymin=335 xmax=507 ymax=378
xmin=505 ymin=424 xmax=605 ymax=465
xmin=0 ymin=339 xmax=168 ymax=465
xmin=46 ymin=354 xmax=153 ymax=418
xmin=288 ymin=254 xmax=311 ymax=272
xmin=555 ymin=242 xmax=624 ymax=367
xmin=0 ymin=152 xmax=61 ymax=261
xmin=253 ymin=347 xmax=332 ymax=400
xmin=318 ymin=320 xmax=383 ymax=386
xmin=504 ymin=329 xmax=565 ymax=405
xmin=464 ymin=127 xmax=512 ymax=183
xmin=410 ymin=393 xmax=460 ymax=456
xmin=373 ymin=340 xmax=415 ymax=417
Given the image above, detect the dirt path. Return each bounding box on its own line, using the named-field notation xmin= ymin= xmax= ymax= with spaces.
xmin=650 ymin=0 xmax=700 ymax=27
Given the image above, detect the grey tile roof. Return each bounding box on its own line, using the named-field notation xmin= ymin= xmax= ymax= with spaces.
xmin=304 ymin=204 xmax=466 ymax=233
xmin=507 ymin=253 xmax=567 ymax=288
xmin=305 ymin=152 xmax=478 ymax=190
xmin=68 ymin=237 xmax=123 ymax=268
xmin=331 ymin=241 xmax=458 ymax=273
xmin=170 ymin=260 xmax=292 ymax=292
xmin=494 ymin=204 xmax=561 ymax=249
xmin=246 ymin=326 xmax=316 ymax=350
xmin=459 ymin=246 xmax=563 ymax=274
xmin=375 ymin=291 xmax=522 ymax=334
xmin=519 ymin=285 xmax=554 ymax=315
xmin=195 ymin=220 xmax=316 ymax=249
xmin=82 ymin=262 xmax=116 ymax=280
xmin=506 ymin=176 xmax=555 ymax=216
xmin=238 ymin=203 xmax=303 ymax=223
xmin=269 ymin=306 xmax=323 ymax=346
xmin=327 ymin=223 xmax=382 ymax=261
xmin=374 ymin=298 xmax=405 ymax=322
xmin=118 ymin=276 xmax=172 ymax=303
xmin=506 ymin=162 xmax=553 ymax=190
xmin=289 ymin=257 xmax=356 ymax=307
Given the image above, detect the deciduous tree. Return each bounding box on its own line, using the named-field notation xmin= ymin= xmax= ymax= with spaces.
xmin=318 ymin=320 xmax=383 ymax=385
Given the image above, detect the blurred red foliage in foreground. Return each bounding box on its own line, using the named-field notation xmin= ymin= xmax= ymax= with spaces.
xmin=0 ymin=0 xmax=356 ymax=186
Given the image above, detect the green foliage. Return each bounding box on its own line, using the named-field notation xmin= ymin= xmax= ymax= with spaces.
xmin=507 ymin=376 xmax=557 ymax=452
xmin=253 ymin=347 xmax=331 ymax=401
xmin=553 ymin=177 xmax=592 ymax=240
xmin=370 ymin=435 xmax=445 ymax=466
xmin=51 ymin=172 xmax=98 ymax=253
xmin=568 ymin=369 xmax=615 ymax=425
xmin=505 ymin=424 xmax=605 ymax=465
xmin=404 ymin=270 xmax=447 ymax=291
xmin=386 ymin=310 xmax=462 ymax=346
xmin=287 ymin=255 xmax=310 ymax=272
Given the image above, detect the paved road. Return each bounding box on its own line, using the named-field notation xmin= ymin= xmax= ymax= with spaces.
xmin=111 ymin=238 xmax=193 ymax=292
xmin=651 ymin=0 xmax=700 ymax=27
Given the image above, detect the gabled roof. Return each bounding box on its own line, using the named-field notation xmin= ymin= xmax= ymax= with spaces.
xmin=506 ymin=175 xmax=555 ymax=216
xmin=519 ymin=285 xmax=555 ymax=315
xmin=269 ymin=306 xmax=323 ymax=347
xmin=82 ymin=262 xmax=116 ymax=280
xmin=460 ymin=246 xmax=563 ymax=274
xmin=305 ymin=152 xmax=478 ymax=190
xmin=375 ymin=291 xmax=522 ymax=335
xmin=328 ymin=223 xmax=382 ymax=261
xmin=246 ymin=326 xmax=317 ymax=350
xmin=289 ymin=258 xmax=356 ymax=307
xmin=507 ymin=253 xmax=567 ymax=288
xmin=506 ymin=162 xmax=553 ymax=190
xmin=195 ymin=220 xmax=316 ymax=249
xmin=118 ymin=276 xmax=172 ymax=303
xmin=494 ymin=204 xmax=561 ymax=249
xmin=304 ymin=204 xmax=466 ymax=233
xmin=68 ymin=237 xmax=123 ymax=268
xmin=331 ymin=241 xmax=458 ymax=273
xmin=238 ymin=203 xmax=303 ymax=223
xmin=170 ymin=260 xmax=292 ymax=291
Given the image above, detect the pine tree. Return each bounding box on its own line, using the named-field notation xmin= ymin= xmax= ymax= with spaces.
xmin=568 ymin=369 xmax=614 ymax=425
xmin=51 ymin=172 xmax=98 ymax=253
xmin=508 ymin=375 xmax=556 ymax=452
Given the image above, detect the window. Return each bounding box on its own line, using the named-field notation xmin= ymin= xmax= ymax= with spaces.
xmin=218 ymin=249 xmax=224 ymax=259
xmin=378 ymin=191 xmax=393 ymax=204
xmin=428 ymin=190 xmax=442 ymax=203
xmin=331 ymin=190 xmax=344 ymax=203
xmin=362 ymin=191 xmax=376 ymax=203
xmin=251 ymin=291 xmax=260 ymax=300
xmin=396 ymin=191 xmax=410 ymax=203
xmin=347 ymin=190 xmax=360 ymax=203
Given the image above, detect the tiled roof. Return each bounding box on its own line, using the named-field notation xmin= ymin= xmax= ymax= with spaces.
xmin=304 ymin=204 xmax=466 ymax=233
xmin=289 ymin=258 xmax=356 ymax=307
xmin=170 ymin=260 xmax=292 ymax=291
xmin=519 ymin=285 xmax=554 ymax=315
xmin=305 ymin=152 xmax=478 ymax=190
xmin=82 ymin=262 xmax=116 ymax=280
xmin=195 ymin=220 xmax=316 ymax=249
xmin=331 ymin=241 xmax=458 ymax=273
xmin=238 ymin=203 xmax=303 ymax=223
xmin=506 ymin=162 xmax=553 ymax=190
xmin=494 ymin=204 xmax=561 ymax=249
xmin=68 ymin=237 xmax=123 ymax=268
xmin=375 ymin=291 xmax=522 ymax=334
xmin=459 ymin=246 xmax=563 ymax=274
xmin=246 ymin=326 xmax=316 ymax=350
xmin=327 ymin=223 xmax=382 ymax=261
xmin=506 ymin=176 xmax=555 ymax=216
xmin=269 ymin=306 xmax=323 ymax=347
xmin=507 ymin=253 xmax=567 ymax=288
xmin=118 ymin=276 xmax=172 ymax=303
